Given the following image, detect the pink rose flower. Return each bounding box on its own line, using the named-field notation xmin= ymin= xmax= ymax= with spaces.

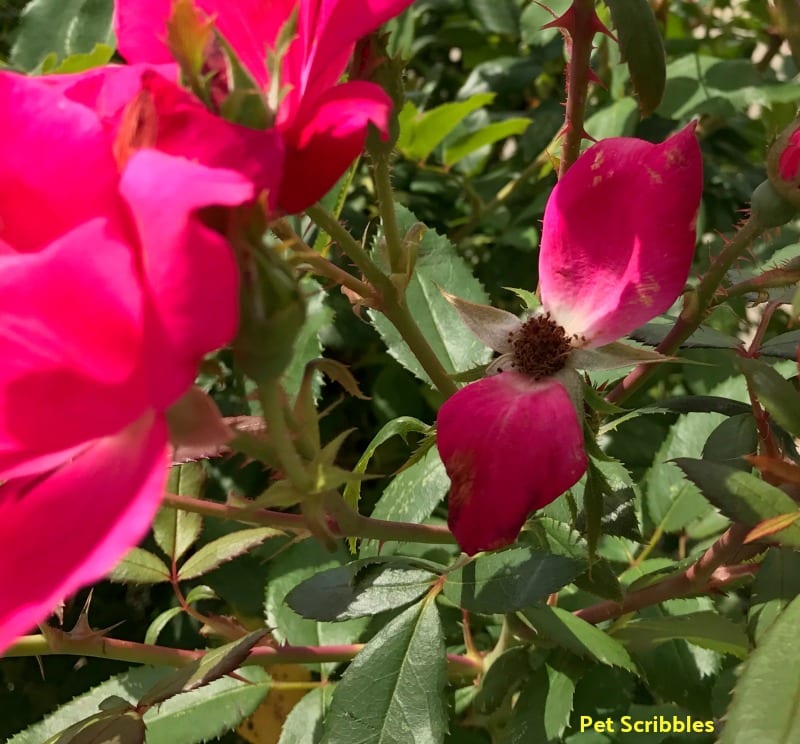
xmin=437 ymin=125 xmax=704 ymax=555
xmin=0 ymin=71 xmax=254 ymax=652
xmin=113 ymin=0 xmax=416 ymax=213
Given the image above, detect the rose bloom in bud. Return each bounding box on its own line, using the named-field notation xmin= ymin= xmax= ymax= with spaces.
xmin=437 ymin=125 xmax=703 ymax=555
xmin=0 ymin=72 xmax=253 ymax=652
xmin=113 ymin=0 xmax=416 ymax=213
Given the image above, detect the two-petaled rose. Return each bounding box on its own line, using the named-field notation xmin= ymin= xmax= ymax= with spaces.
xmin=437 ymin=125 xmax=704 ymax=555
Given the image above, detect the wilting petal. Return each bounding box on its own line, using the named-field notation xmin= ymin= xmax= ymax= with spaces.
xmin=120 ymin=149 xmax=254 ymax=405
xmin=0 ymin=220 xmax=147 ymax=475
xmin=0 ymin=72 xmax=121 ymax=252
xmin=437 ymin=372 xmax=587 ymax=554
xmin=0 ymin=413 xmax=167 ymax=653
xmin=278 ymin=81 xmax=391 ymax=213
xmin=539 ymin=124 xmax=702 ymax=347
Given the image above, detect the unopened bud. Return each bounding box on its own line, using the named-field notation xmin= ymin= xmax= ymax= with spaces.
xmin=750 ymin=179 xmax=798 ymax=228
xmin=767 ymin=116 xmax=800 ymax=210
xmin=234 ymin=245 xmax=306 ymax=384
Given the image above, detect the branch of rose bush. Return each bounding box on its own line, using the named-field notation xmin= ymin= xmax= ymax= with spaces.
xmin=371 ymin=153 xmax=405 ymax=274
xmin=306 ymin=203 xmax=459 ymax=397
xmin=271 ymin=218 xmax=376 ymax=300
xmin=574 ymin=523 xmax=761 ymax=625
xmin=2 ymin=634 xmax=481 ymax=681
xmin=607 ymin=214 xmax=767 ymax=404
xmin=558 ymin=0 xmax=604 ymax=176
xmin=161 ymin=492 xmax=457 ymax=545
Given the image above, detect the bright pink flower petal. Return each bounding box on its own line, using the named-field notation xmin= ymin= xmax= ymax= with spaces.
xmin=437 ymin=372 xmax=587 ymax=555
xmin=278 ymin=81 xmax=390 ymax=213
xmin=297 ymin=0 xmax=415 ymax=89
xmin=120 ymin=149 xmax=253 ymax=406
xmin=140 ymin=71 xmax=284 ymax=203
xmin=539 ymin=124 xmax=702 ymax=347
xmin=0 ymin=72 xmax=121 ymax=252
xmin=0 ymin=220 xmax=148 ymax=475
xmin=0 ymin=413 xmax=167 ymax=653
xmin=114 ymin=0 xmax=175 ymax=64
xmin=115 ymin=0 xmax=294 ymax=85
xmin=43 ymin=63 xmax=180 ymax=127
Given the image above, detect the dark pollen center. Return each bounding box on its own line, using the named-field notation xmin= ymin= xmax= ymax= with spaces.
xmin=509 ymin=313 xmax=572 ymax=379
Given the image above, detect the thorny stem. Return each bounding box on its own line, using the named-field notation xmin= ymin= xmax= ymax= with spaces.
xmin=559 ymin=0 xmax=603 ymax=177
xmin=607 ymin=214 xmax=767 ymax=405
xmin=162 ymin=492 xmax=457 ymax=546
xmin=306 ymin=203 xmax=458 ymax=397
xmin=371 ymin=153 xmax=405 ymax=274
xmin=575 ymin=523 xmax=761 ymax=625
xmin=3 ymin=634 xmax=482 ymax=681
xmin=272 ymin=218 xmax=374 ymax=300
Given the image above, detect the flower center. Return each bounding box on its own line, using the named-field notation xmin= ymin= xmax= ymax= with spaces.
xmin=508 ymin=313 xmax=573 ymax=379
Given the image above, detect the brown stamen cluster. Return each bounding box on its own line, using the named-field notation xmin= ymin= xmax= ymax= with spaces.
xmin=508 ymin=313 xmax=572 ymax=379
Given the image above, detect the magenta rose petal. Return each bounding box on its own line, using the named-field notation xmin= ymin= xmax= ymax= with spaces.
xmin=539 ymin=123 xmax=703 ymax=348
xmin=0 ymin=221 xmax=148 ymax=474
xmin=120 ymin=149 xmax=254 ymax=404
xmin=0 ymin=413 xmax=168 ymax=653
xmin=436 ymin=372 xmax=587 ymax=555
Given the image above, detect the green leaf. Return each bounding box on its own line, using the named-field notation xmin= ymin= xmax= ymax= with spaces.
xmin=747 ymin=547 xmax=800 ymax=643
xmin=443 ymin=118 xmax=531 ymax=166
xmin=605 ymin=0 xmax=666 ymax=115
xmin=760 ymin=330 xmax=800 ymax=360
xmin=143 ymin=667 xmax=269 ymax=743
xmin=739 ymin=357 xmax=800 ymax=437
xmin=722 ymin=594 xmax=800 ymax=743
xmin=360 ymin=447 xmax=450 ymax=558
xmin=138 ymin=630 xmax=268 ymax=707
xmin=12 ymin=0 xmax=115 ymax=71
xmin=467 ymin=0 xmax=519 ymax=35
xmin=522 ymin=605 xmax=638 ymax=672
xmin=153 ymin=506 xmax=203 ymax=563
xmin=320 ymin=599 xmax=447 ymax=744
xmin=177 ymin=527 xmax=281 ymax=581
xmin=675 ymin=459 xmax=800 ymax=547
xmin=44 ymin=43 xmax=114 ymax=73
xmin=343 ymin=416 xmax=429 ymax=513
xmin=107 ymin=548 xmax=170 ymax=584
xmin=473 ymin=648 xmax=530 ymax=715
xmin=44 ymin=711 xmax=145 ymax=744
xmin=281 ymin=278 xmax=334 ymax=401
xmin=368 ymin=205 xmax=491 ymax=386
xmin=525 ymin=518 xmax=623 ymax=601
xmin=584 ymin=97 xmax=639 ymax=140
xmin=277 ymin=687 xmax=329 ymax=744
xmin=702 ymin=414 xmax=758 ymax=470
xmin=286 ymin=559 xmax=438 ymax=621
xmin=643 ymin=412 xmax=725 ymax=535
xmin=611 ymin=611 xmax=749 ymax=659
xmin=144 ymin=607 xmax=184 ymax=646
xmin=658 ymin=55 xmax=800 ymax=119
xmin=264 ymin=539 xmax=369 ymax=673
xmin=500 ymin=664 xmax=576 ymax=744
xmin=443 ymin=547 xmax=583 ymax=613
xmin=7 ymin=666 xmax=268 ymax=744
xmin=397 ymin=93 xmax=495 ymax=162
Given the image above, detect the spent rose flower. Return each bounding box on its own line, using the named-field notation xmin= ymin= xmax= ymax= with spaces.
xmin=437 ymin=124 xmax=703 ymax=555
xmin=113 ymin=0 xmax=416 ymax=213
xmin=0 ymin=71 xmax=254 ymax=652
